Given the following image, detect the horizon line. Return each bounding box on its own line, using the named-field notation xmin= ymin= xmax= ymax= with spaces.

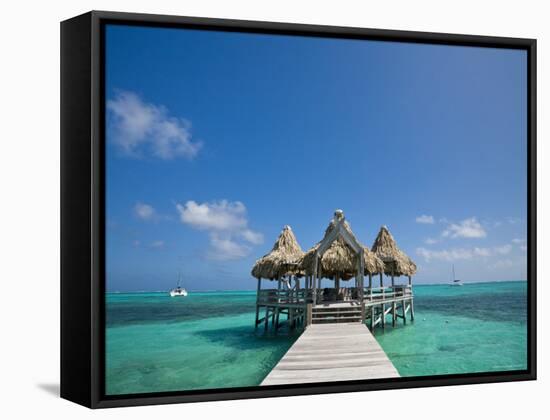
xmin=106 ymin=278 xmax=527 ymax=294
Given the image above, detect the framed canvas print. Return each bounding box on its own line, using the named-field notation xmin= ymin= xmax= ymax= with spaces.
xmin=60 ymin=11 xmax=536 ymax=408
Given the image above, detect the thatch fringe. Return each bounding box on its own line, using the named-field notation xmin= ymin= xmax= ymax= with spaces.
xmin=371 ymin=225 xmax=417 ymax=276
xmin=251 ymin=226 xmax=304 ymax=280
xmin=298 ymin=218 xmax=384 ymax=279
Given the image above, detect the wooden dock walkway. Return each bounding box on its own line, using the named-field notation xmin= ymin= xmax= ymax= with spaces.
xmin=261 ymin=323 xmax=400 ymax=386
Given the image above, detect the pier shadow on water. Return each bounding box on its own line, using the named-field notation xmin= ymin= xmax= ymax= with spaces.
xmin=193 ymin=324 xmax=301 ymax=353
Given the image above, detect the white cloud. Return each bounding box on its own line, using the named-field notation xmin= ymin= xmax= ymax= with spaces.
xmin=442 ymin=217 xmax=486 ymax=239
xmin=425 ymin=238 xmax=439 ymax=245
xmin=488 ymin=256 xmax=527 ymax=271
xmin=417 ymin=244 xmax=513 ymax=262
xmin=240 ymin=229 xmax=264 ymax=245
xmin=134 ymin=202 xmax=156 ymax=220
xmin=511 ymin=238 xmax=527 ymax=252
xmin=177 ymin=200 xmax=247 ymax=231
xmin=416 ymin=215 xmax=435 ymax=224
xmin=176 ymin=200 xmax=263 ymax=260
xmin=494 ymin=244 xmax=512 ymax=255
xmin=416 ymin=247 xmax=474 ymax=262
xmin=507 ymin=217 xmax=522 ymax=225
xmin=473 ymin=247 xmax=491 ymax=257
xmin=107 ymin=90 xmax=202 ymax=159
xmin=208 ymin=234 xmax=250 ymax=260
xmin=150 ymin=240 xmax=164 ymax=248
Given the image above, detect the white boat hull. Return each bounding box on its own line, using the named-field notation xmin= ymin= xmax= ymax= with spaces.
xmin=170 ymin=289 xmax=188 ymax=297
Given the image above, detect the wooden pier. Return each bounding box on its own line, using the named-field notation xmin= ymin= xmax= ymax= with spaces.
xmin=254 ymin=285 xmax=414 ymax=332
xmin=261 ymin=323 xmax=399 ymax=385
xmin=251 ymin=211 xmax=417 ymax=386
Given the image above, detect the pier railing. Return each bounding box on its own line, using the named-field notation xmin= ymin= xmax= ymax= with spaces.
xmin=363 ymin=285 xmax=413 ymax=302
xmin=257 ymin=289 xmax=314 ymax=305
xmin=257 ymin=285 xmax=412 ymax=305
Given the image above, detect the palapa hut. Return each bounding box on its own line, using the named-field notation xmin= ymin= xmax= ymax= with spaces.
xmin=251 ymin=211 xmax=417 ymax=331
xmin=371 ymin=225 xmax=417 ymax=288
xmin=251 ymin=225 xmax=304 ymax=289
xmin=298 ymin=210 xmax=384 ymax=304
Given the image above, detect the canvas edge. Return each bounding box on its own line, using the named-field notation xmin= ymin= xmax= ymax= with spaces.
xmin=60 ymin=11 xmax=94 ymax=408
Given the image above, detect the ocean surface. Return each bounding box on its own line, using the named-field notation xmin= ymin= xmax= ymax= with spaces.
xmin=106 ymin=281 xmax=527 ymax=395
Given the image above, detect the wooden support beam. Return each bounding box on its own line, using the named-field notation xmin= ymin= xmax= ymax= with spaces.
xmin=369 ymin=274 xmax=373 ymax=300
xmin=371 ymin=305 xmax=375 ymax=331
xmin=255 ymin=278 xmax=261 ymax=329
xmin=312 ymin=256 xmax=318 ymax=306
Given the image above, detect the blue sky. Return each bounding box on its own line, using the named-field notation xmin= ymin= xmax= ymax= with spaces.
xmin=105 ymin=24 xmax=527 ymax=292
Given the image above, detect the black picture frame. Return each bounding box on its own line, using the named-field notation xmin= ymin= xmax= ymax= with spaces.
xmin=60 ymin=10 xmax=537 ymax=409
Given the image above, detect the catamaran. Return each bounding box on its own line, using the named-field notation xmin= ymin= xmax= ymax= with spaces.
xmin=170 ymin=272 xmax=188 ymax=297
xmin=450 ymin=264 xmax=463 ymax=286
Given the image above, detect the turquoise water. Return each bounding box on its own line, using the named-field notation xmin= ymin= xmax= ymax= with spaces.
xmin=106 ymin=281 xmax=527 ymax=395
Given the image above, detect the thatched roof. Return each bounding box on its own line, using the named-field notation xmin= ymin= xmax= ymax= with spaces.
xmin=251 ymin=226 xmax=304 ymax=280
xmin=371 ymin=225 xmax=417 ymax=276
xmin=298 ymin=216 xmax=384 ymax=279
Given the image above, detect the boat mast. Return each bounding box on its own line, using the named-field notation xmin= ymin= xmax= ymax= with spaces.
xmin=452 ymin=264 xmax=455 ymax=282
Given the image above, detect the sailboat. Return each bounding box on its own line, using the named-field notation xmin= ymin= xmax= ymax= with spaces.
xmin=169 ymin=271 xmax=188 ymax=297
xmin=450 ymin=264 xmax=463 ymax=286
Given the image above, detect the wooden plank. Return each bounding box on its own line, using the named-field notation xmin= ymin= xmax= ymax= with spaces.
xmin=261 ymin=323 xmax=399 ymax=386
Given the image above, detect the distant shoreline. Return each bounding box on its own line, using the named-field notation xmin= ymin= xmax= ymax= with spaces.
xmin=106 ymin=279 xmax=527 ymax=294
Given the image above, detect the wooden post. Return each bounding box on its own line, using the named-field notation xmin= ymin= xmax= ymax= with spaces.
xmin=306 ymin=303 xmax=312 ymax=326
xmin=402 ymin=301 xmax=407 ymax=325
xmin=380 ymin=272 xmax=383 ymax=288
xmin=392 ymin=302 xmax=397 ymax=327
xmin=381 ymin=303 xmax=385 ymax=329
xmin=369 ymin=274 xmax=373 ymax=300
xmin=271 ymin=306 xmax=276 ymax=328
xmin=410 ymin=298 xmax=415 ymax=321
xmin=312 ymin=255 xmax=318 ymax=306
xmin=264 ymin=306 xmax=269 ymax=331
xmin=255 ymin=278 xmax=261 ymax=329
xmin=371 ymin=305 xmax=375 ymax=331
xmin=358 ymin=251 xmax=365 ymax=303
